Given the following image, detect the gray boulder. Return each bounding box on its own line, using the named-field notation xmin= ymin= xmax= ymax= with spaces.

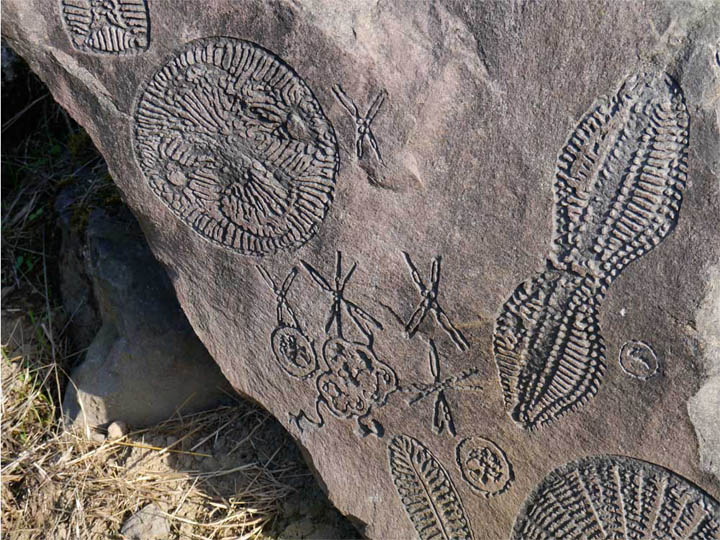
xmin=120 ymin=503 xmax=170 ymax=540
xmin=62 ymin=207 xmax=234 ymax=431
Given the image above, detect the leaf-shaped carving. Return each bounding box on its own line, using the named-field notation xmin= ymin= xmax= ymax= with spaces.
xmin=388 ymin=434 xmax=474 ymax=540
xmin=551 ymin=72 xmax=689 ymax=288
xmin=512 ymin=455 xmax=720 ymax=539
xmin=493 ymin=270 xmax=606 ymax=429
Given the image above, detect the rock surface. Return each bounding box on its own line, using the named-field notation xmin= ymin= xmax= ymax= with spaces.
xmin=62 ymin=206 xmax=234 ymax=431
xmin=4 ymin=1 xmax=719 ymax=537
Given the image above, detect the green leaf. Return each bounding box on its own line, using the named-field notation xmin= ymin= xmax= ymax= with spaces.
xmin=28 ymin=207 xmax=44 ymax=221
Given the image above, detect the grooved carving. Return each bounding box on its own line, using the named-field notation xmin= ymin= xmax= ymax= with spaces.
xmin=289 ymin=251 xmax=397 ymax=437
xmin=455 ymin=436 xmax=513 ymax=497
xmin=512 ymin=456 xmax=720 ymax=539
xmin=60 ymin=0 xmax=149 ymax=54
xmin=133 ymin=37 xmax=338 ymax=256
xmin=494 ymin=72 xmax=689 ymax=429
xmin=388 ymin=434 xmax=474 ymax=540
xmin=619 ymin=340 xmax=659 ymax=380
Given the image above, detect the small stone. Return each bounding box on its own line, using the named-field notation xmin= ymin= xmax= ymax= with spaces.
xmin=120 ymin=503 xmax=169 ymax=540
xmin=90 ymin=430 xmax=106 ymax=443
xmin=59 ymin=207 xmax=234 ymax=431
xmin=107 ymin=420 xmax=128 ymax=440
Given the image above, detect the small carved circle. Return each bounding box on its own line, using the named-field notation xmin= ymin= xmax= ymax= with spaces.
xmin=271 ymin=326 xmax=316 ymax=379
xmin=456 ymin=436 xmax=513 ymax=497
xmin=133 ymin=37 xmax=338 ymax=255
xmin=619 ymin=340 xmax=659 ymax=380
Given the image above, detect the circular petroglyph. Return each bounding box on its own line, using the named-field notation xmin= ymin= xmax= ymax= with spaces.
xmin=455 ymin=436 xmax=513 ymax=497
xmin=511 ymin=455 xmax=720 ymax=540
xmin=619 ymin=340 xmax=659 ymax=380
xmin=271 ymin=326 xmax=316 ymax=379
xmin=133 ymin=37 xmax=339 ymax=256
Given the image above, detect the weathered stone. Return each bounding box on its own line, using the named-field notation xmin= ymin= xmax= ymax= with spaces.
xmin=4 ymin=1 xmax=719 ymax=537
xmin=120 ymin=503 xmax=169 ymax=540
xmin=55 ymin=180 xmax=102 ymax=351
xmin=107 ymin=419 xmax=128 ymax=440
xmin=62 ymin=207 xmax=234 ymax=431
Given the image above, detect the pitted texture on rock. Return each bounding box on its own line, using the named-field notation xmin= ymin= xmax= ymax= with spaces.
xmin=512 ymin=455 xmax=720 ymax=540
xmin=551 ymin=72 xmax=689 ymax=287
xmin=133 ymin=37 xmax=339 ymax=256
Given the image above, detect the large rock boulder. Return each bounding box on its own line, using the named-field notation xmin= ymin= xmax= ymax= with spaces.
xmin=4 ymin=1 xmax=719 ymax=537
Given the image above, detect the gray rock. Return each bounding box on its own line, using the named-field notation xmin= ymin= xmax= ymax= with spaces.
xmin=4 ymin=1 xmax=720 ymax=537
xmin=62 ymin=207 xmax=234 ymax=431
xmin=120 ymin=503 xmax=169 ymax=540
xmin=279 ymin=517 xmax=351 ymax=540
xmin=1 ymin=40 xmax=20 ymax=84
xmin=107 ymin=420 xmax=128 ymax=440
xmin=55 ymin=180 xmax=102 ymax=352
xmin=688 ymin=261 xmax=720 ymax=481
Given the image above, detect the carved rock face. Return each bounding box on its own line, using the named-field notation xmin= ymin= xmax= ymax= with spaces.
xmin=318 ymin=338 xmax=396 ymax=419
xmin=271 ymin=326 xmax=317 ymax=379
xmin=512 ymin=456 xmax=720 ymax=539
xmin=4 ymin=1 xmax=719 ymax=537
xmin=133 ymin=37 xmax=338 ymax=255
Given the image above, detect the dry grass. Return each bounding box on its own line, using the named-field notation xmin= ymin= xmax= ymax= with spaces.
xmin=1 ymin=48 xmax=320 ymax=540
xmin=1 ymin=291 xmax=315 ymax=540
xmin=1 ymin=295 xmax=309 ymax=539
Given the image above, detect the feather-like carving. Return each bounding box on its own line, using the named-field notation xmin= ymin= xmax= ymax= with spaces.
xmin=493 ymin=270 xmax=605 ymax=429
xmin=60 ymin=0 xmax=150 ymax=54
xmin=512 ymin=455 xmax=720 ymax=540
xmin=551 ymin=71 xmax=689 ymax=289
xmin=388 ymin=434 xmax=474 ymax=540
xmin=493 ymin=71 xmax=689 ymax=430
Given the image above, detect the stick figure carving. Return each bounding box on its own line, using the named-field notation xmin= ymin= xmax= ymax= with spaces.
xmin=332 ymin=84 xmax=387 ymax=163
xmin=257 ymin=266 xmax=317 ymax=380
xmin=290 ymin=251 xmax=397 ymax=437
xmin=402 ymin=252 xmax=469 ymax=351
xmin=399 ymin=339 xmax=483 ymax=437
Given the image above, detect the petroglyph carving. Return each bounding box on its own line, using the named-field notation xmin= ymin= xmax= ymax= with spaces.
xmin=290 ymin=251 xmax=397 ymax=437
xmin=61 ymin=0 xmax=149 ymax=54
xmin=494 ymin=270 xmax=605 ymax=428
xmin=388 ymin=434 xmax=474 ymax=540
xmin=402 ymin=252 xmax=469 ymax=351
xmin=134 ymin=37 xmax=339 ymax=256
xmin=302 ymin=250 xmax=384 ymax=344
xmin=512 ymin=455 xmax=720 ymax=539
xmin=619 ymin=340 xmax=659 ymax=380
xmin=455 ymin=437 xmax=512 ymax=497
xmin=399 ymin=339 xmax=482 ymax=437
xmin=332 ymin=84 xmax=386 ymax=163
xmin=257 ymin=265 xmax=317 ymax=379
xmin=494 ymin=71 xmax=689 ymax=429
